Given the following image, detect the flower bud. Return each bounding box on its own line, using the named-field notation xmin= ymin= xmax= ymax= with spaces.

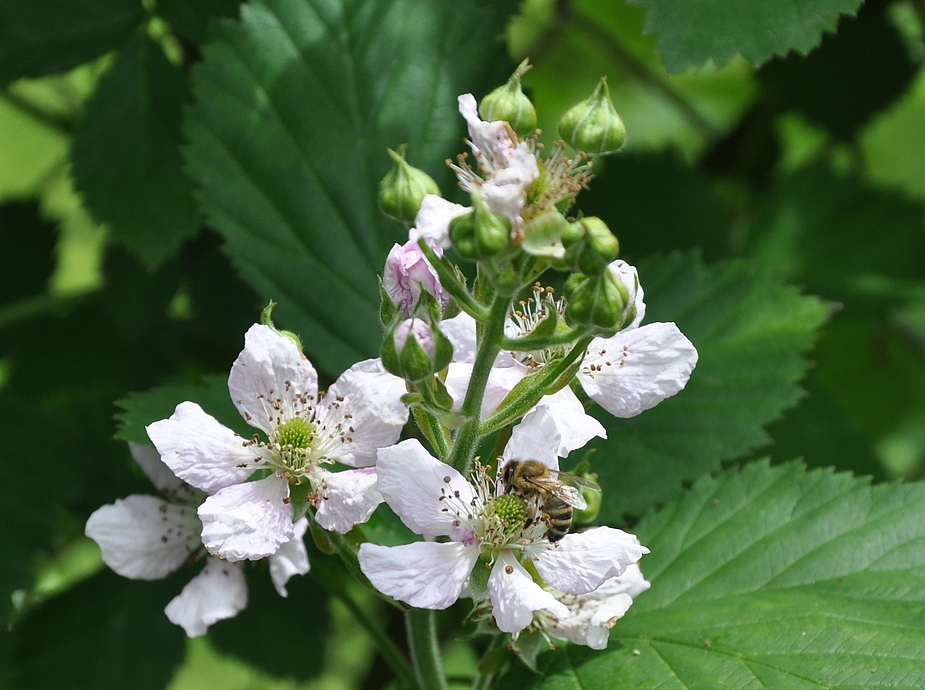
xmin=479 ymin=59 xmax=537 ymax=138
xmin=557 ymin=78 xmax=626 ymax=155
xmin=382 ymin=239 xmax=449 ymax=317
xmin=607 ymin=259 xmax=645 ymax=330
xmin=564 ymin=270 xmax=630 ymax=332
xmin=381 ymin=318 xmax=453 ymax=383
xmin=522 ymin=210 xmax=568 ymax=260
xmin=448 ymin=194 xmax=512 ymax=261
xmin=379 ymin=146 xmax=441 ymax=222
xmin=575 ymin=216 xmax=619 ymax=275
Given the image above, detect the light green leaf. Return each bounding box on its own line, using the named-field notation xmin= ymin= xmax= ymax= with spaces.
xmin=72 ymin=31 xmax=199 ymax=270
xmin=631 ymin=0 xmax=862 ymax=72
xmin=587 ymin=252 xmax=830 ymax=520
xmin=184 ymin=0 xmax=519 ymax=375
xmin=499 ymin=462 xmax=925 ymax=689
xmin=0 ymin=0 xmax=144 ymax=85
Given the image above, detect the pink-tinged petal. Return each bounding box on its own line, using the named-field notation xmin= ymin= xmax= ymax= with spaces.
xmin=489 ymin=552 xmax=569 ymax=634
xmin=359 ymin=541 xmax=478 ymax=609
xmin=458 ymin=93 xmax=517 ymax=169
xmin=536 ymin=527 xmax=648 ymax=594
xmin=539 ymin=388 xmax=607 ymax=457
xmin=128 ymin=442 xmax=186 ymax=494
xmin=228 ymin=324 xmax=318 ymax=435
xmin=146 ymin=402 xmax=265 ymax=493
xmin=269 ymin=518 xmax=310 ymax=597
xmin=608 ymin=260 xmax=645 ymax=330
xmin=410 ymin=195 xmax=468 ymax=249
xmin=85 ymin=495 xmax=200 ymax=580
xmin=164 ymin=558 xmax=247 ymax=637
xmin=383 ymin=239 xmax=448 ymax=315
xmin=503 ymin=406 xmax=562 ymax=470
xmin=442 ymin=312 xmax=478 ymax=363
xmin=445 ymin=362 xmax=526 ymax=418
xmin=313 ymin=467 xmax=383 ymax=533
xmin=376 ymin=439 xmax=475 ymax=538
xmin=319 ymin=359 xmax=409 ymax=468
xmin=198 ymin=474 xmax=294 ymax=561
xmin=580 ymin=322 xmax=698 ymax=418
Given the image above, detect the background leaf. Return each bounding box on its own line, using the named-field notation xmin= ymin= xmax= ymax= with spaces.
xmin=586 ymin=252 xmax=830 ymax=520
xmin=499 ymin=461 xmax=925 ymax=688
xmin=183 ymin=0 xmax=520 ymax=376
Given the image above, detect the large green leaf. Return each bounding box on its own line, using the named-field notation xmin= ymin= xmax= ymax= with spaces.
xmin=72 ymin=31 xmax=199 ymax=270
xmin=498 ymin=461 xmax=925 ymax=688
xmin=0 ymin=0 xmax=144 ymax=85
xmin=184 ymin=0 xmax=519 ymax=376
xmin=588 ymin=252 xmax=830 ymax=520
xmin=630 ymin=0 xmax=862 ymax=72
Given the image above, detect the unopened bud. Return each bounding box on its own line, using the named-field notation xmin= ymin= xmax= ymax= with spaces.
xmin=576 ymin=216 xmax=619 ymax=275
xmin=557 ymin=78 xmax=626 ymax=155
xmin=381 ymin=318 xmax=453 ymax=382
xmin=382 ymin=239 xmax=448 ymax=317
xmin=479 ymin=59 xmax=537 ymax=138
xmin=449 ymin=195 xmax=512 ymax=261
xmin=379 ymin=146 xmax=440 ymax=222
xmin=564 ymin=270 xmax=629 ymax=332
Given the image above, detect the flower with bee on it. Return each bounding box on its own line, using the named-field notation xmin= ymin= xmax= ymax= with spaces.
xmin=357 ymin=407 xmax=647 ymax=635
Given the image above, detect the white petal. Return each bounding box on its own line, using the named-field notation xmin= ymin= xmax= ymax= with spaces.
xmin=410 ymin=195 xmax=469 ymax=249
xmin=376 ymin=440 xmax=476 ymax=538
xmin=198 ymin=474 xmax=294 ymax=561
xmin=228 ymin=323 xmax=319 ymax=435
xmin=458 ymin=93 xmax=517 ymax=168
xmin=313 ymin=467 xmax=383 ymax=533
xmin=269 ymin=517 xmax=310 ymax=597
xmin=441 ymin=313 xmax=478 ymax=363
xmin=536 ymin=527 xmax=648 ymax=594
xmin=608 ymin=260 xmax=645 ymax=330
xmin=359 ymin=541 xmax=478 ymax=609
xmin=580 ymin=322 xmax=698 ymax=418
xmin=146 ymin=401 xmax=265 ymax=493
xmin=445 ymin=362 xmax=526 ymax=418
xmin=86 ymin=495 xmax=200 ymax=580
xmin=320 ymin=359 xmax=409 ymax=468
xmin=128 ymin=441 xmax=186 ymax=494
xmin=489 ymin=552 xmax=569 ymax=634
xmin=164 ymin=558 xmax=247 ymax=637
xmin=539 ymin=388 xmax=607 ymax=457
xmin=503 ymin=406 xmax=562 ymax=470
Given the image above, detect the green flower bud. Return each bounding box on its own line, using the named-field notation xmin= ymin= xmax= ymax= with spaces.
xmin=572 ymin=470 xmax=602 ymax=526
xmin=381 ymin=318 xmax=453 ymax=383
xmin=576 ymin=216 xmax=619 ymax=275
xmin=479 ymin=59 xmax=537 ymax=138
xmin=564 ymin=270 xmax=630 ymax=332
xmin=557 ymin=78 xmax=626 ymax=155
xmin=379 ymin=146 xmax=440 ymax=222
xmin=449 ymin=209 xmax=478 ymax=260
xmin=448 ymin=195 xmax=512 ymax=261
xmin=522 ymin=209 xmax=568 ymax=260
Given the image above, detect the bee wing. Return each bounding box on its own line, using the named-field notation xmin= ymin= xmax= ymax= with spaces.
xmin=549 ymin=483 xmax=588 ymax=510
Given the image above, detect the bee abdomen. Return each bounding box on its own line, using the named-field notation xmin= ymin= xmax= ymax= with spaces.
xmin=543 ymin=498 xmax=573 ymax=542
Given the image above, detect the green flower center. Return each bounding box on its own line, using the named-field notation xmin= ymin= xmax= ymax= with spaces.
xmin=492 ymin=494 xmax=528 ymax=526
xmin=276 ymin=417 xmax=315 ymax=450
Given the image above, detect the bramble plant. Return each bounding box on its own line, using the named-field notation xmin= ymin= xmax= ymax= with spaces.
xmin=5 ymin=1 xmax=925 ymax=690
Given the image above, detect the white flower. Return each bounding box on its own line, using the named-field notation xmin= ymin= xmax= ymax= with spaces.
xmin=85 ymin=443 xmax=310 ymax=637
xmin=358 ymin=413 xmax=647 ymax=634
xmin=409 ymin=195 xmax=468 ymax=249
xmin=540 ymin=563 xmax=650 ymax=650
xmin=146 ymin=324 xmax=409 ymax=562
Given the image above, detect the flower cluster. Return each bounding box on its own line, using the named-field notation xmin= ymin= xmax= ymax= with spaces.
xmin=87 ymin=71 xmax=697 ymax=661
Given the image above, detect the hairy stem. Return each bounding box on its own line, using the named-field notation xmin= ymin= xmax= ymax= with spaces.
xmin=406 ymin=609 xmax=449 ymax=690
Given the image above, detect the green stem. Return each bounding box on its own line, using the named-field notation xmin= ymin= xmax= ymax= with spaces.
xmin=446 ymin=295 xmax=510 ymax=473
xmin=406 ymin=609 xmax=449 ymax=690
xmin=412 ymin=405 xmax=451 ymax=460
xmin=471 ymin=634 xmax=508 ymax=690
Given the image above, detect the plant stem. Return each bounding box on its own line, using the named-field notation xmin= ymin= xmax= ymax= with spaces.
xmin=446 ymin=295 xmax=510 ymax=473
xmin=406 ymin=609 xmax=449 ymax=690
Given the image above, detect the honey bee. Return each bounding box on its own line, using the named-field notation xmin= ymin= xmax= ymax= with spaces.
xmin=501 ymin=459 xmax=600 ymax=542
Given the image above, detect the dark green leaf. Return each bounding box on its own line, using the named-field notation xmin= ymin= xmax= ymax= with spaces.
xmin=499 ymin=462 xmax=925 ymax=689
xmin=72 ymin=31 xmax=199 ymax=270
xmin=157 ymin=0 xmax=241 ymax=43
xmin=184 ymin=0 xmax=519 ymax=375
xmin=0 ymin=0 xmax=144 ymax=85
xmin=0 ymin=201 xmax=57 ymax=306
xmin=5 ymin=570 xmax=185 ymax=690
xmin=588 ymin=252 xmax=830 ymax=520
xmin=759 ymin=0 xmax=918 ymax=141
xmin=631 ymin=0 xmax=862 ymax=72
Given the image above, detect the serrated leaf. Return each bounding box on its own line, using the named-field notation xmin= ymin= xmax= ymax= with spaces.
xmin=499 ymin=462 xmax=925 ymax=689
xmin=587 ymin=252 xmax=830 ymax=520
xmin=184 ymin=0 xmax=519 ymax=375
xmin=115 ymin=374 xmax=251 ymax=444
xmin=72 ymin=31 xmax=199 ymax=270
xmin=631 ymin=0 xmax=863 ymax=72
xmin=6 ymin=570 xmax=185 ymax=690
xmin=157 ymin=0 xmax=241 ymax=43
xmin=0 ymin=0 xmax=144 ymax=86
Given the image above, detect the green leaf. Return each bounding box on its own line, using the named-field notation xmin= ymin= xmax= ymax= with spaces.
xmin=0 ymin=0 xmax=144 ymax=85
xmin=156 ymin=0 xmax=241 ymax=43
xmin=0 ymin=201 xmax=57 ymax=306
xmin=498 ymin=462 xmax=925 ymax=689
xmin=115 ymin=374 xmax=251 ymax=444
xmin=587 ymin=252 xmax=830 ymax=520
xmin=5 ymin=570 xmax=185 ymax=690
xmin=72 ymin=31 xmax=199 ymax=270
xmin=184 ymin=0 xmax=519 ymax=375
xmin=631 ymin=0 xmax=863 ymax=72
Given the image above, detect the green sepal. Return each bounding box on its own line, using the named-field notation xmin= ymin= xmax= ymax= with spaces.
xmin=399 ymin=329 xmax=437 ymax=382
xmin=379 ymin=145 xmax=440 ymax=222
xmin=260 ymin=300 xmax=305 ymax=351
xmin=557 ymin=77 xmax=626 ymax=155
xmin=564 ymin=270 xmax=629 ymax=332
xmin=378 ymin=276 xmax=398 ymax=326
xmin=479 ymin=58 xmax=537 ymax=138
xmin=468 ymin=556 xmax=492 ymax=600
xmin=308 ymin=513 xmax=336 ymax=555
xmin=522 ymin=210 xmax=569 ymax=260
